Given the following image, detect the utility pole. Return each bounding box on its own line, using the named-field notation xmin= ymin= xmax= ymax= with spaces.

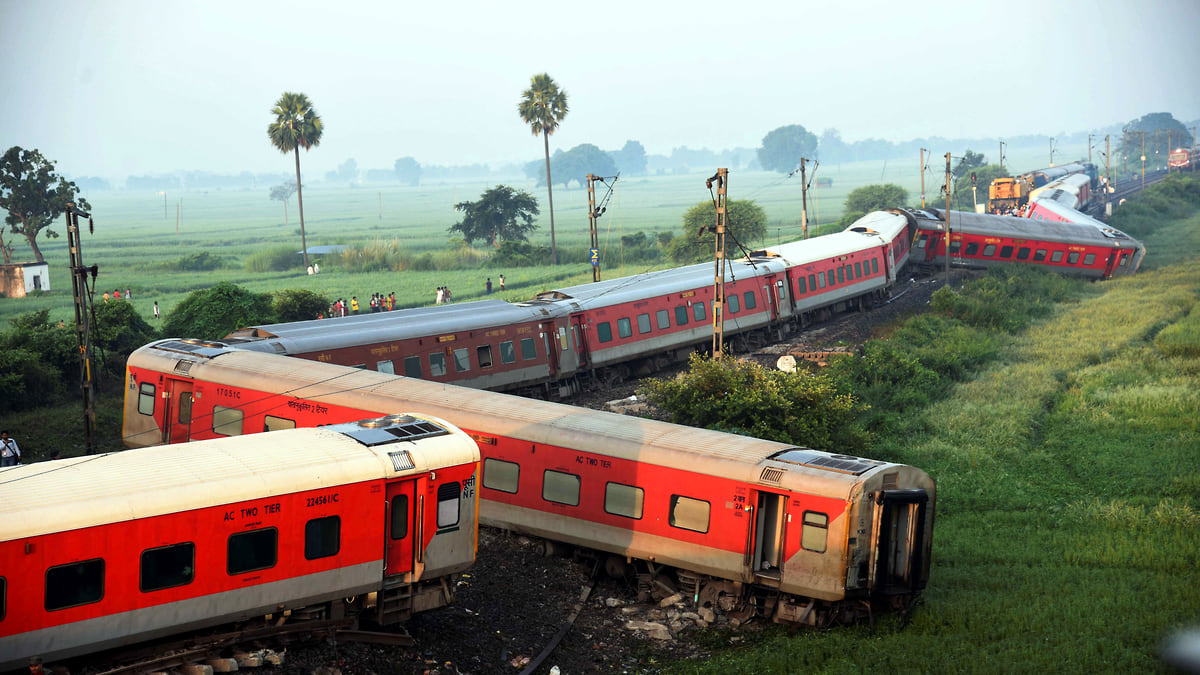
xmin=378 ymin=191 xmax=383 ymax=220
xmin=1142 ymin=131 xmax=1146 ymax=189
xmin=1088 ymin=133 xmax=1093 ymax=165
xmin=799 ymin=158 xmax=810 ymax=239
xmin=586 ymin=174 xmax=602 ymax=282
xmin=707 ymin=168 xmax=728 ymax=358
xmin=944 ymin=153 xmax=952 ymax=284
xmin=920 ymin=148 xmax=927 ymax=208
xmin=999 ymin=141 xmax=1006 ymax=173
xmin=1105 ymin=135 xmax=1112 ymax=216
xmin=175 ymin=201 xmax=180 ymax=234
xmin=1049 ymin=137 xmax=1056 ymax=167
xmin=65 ymin=202 xmax=98 ymax=455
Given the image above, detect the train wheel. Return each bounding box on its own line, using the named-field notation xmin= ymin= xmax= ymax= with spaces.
xmin=649 ymin=574 xmax=677 ymax=602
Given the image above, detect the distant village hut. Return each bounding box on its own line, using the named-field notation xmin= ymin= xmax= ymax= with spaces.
xmin=0 ymin=262 xmax=50 ymax=298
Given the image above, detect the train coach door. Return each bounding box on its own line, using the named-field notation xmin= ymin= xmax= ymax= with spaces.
xmin=539 ymin=321 xmax=560 ymax=378
xmin=870 ymin=489 xmax=930 ymax=596
xmin=570 ymin=314 xmax=589 ymax=368
xmin=1102 ymin=250 xmax=1121 ymax=279
xmin=764 ymin=275 xmax=781 ymax=322
xmin=162 ymin=379 xmax=194 ymax=444
xmin=385 ymin=480 xmax=419 ymax=579
xmin=751 ymin=492 xmax=787 ymax=580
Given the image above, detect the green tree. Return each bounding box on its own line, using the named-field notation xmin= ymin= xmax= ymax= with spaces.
xmin=161 ymin=282 xmax=275 ymax=341
xmin=757 ymin=124 xmax=818 ymax=173
xmin=269 ymin=181 xmax=296 ymax=225
xmin=1119 ymin=112 xmax=1194 ymax=172
xmin=952 ymin=163 xmax=1007 ymax=211
xmin=274 ymin=289 xmax=330 ymax=322
xmin=953 ymin=150 xmax=987 ymax=180
xmin=639 ymin=353 xmax=870 ymax=452
xmin=0 ymin=310 xmax=76 ymax=411
xmin=268 ymin=92 xmax=324 ymax=270
xmin=0 ymin=146 xmax=91 ymax=263
xmin=838 ymin=183 xmax=909 ymax=227
xmin=450 ymin=185 xmax=540 ymax=247
xmin=93 ymin=300 xmax=159 ymax=376
xmin=518 ymin=73 xmax=568 ymax=265
xmin=610 ymin=140 xmax=647 ymax=175
xmin=668 ymin=199 xmax=768 ymax=263
xmin=394 ymin=157 xmax=421 ymax=186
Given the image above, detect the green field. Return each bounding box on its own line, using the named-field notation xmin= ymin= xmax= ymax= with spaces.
xmin=1 ymin=144 xmax=1088 ymax=327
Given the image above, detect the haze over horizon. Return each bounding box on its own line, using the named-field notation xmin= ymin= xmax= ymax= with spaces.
xmin=3 ymin=0 xmax=1198 ymax=181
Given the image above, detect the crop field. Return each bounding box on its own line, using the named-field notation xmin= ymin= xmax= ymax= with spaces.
xmin=1 ymin=144 xmax=1086 ymax=327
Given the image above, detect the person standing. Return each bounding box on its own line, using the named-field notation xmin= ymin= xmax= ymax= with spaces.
xmin=153 ymin=301 xmax=160 ymax=320
xmin=351 ymin=296 xmax=360 ymax=314
xmin=1 ymin=431 xmax=19 ymax=467
xmin=126 ymin=287 xmax=132 ymax=300
xmin=436 ymin=287 xmax=444 ymax=305
xmin=499 ymin=274 xmax=505 ymax=291
xmin=486 ymin=277 xmax=492 ymax=294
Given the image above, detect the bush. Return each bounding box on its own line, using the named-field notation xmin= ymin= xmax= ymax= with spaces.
xmin=1109 ymin=174 xmax=1200 ymax=239
xmin=161 ymin=282 xmax=275 ymax=340
xmin=336 ymin=239 xmax=408 ymax=272
xmin=93 ymin=300 xmax=159 ymax=375
xmin=274 ymin=289 xmax=331 ymax=322
xmin=639 ymin=353 xmax=870 ymax=453
xmin=244 ymin=245 xmax=301 ymax=273
xmin=0 ymin=311 xmax=76 ymax=412
xmin=170 ymin=251 xmax=227 ymax=271
xmin=492 ymin=241 xmax=553 ymax=268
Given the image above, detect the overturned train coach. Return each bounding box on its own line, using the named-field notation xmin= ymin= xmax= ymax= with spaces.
xmin=0 ymin=415 xmax=480 ymax=670
xmin=123 ymin=339 xmax=936 ymax=627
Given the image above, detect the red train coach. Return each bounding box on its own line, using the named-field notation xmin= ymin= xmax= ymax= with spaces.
xmin=224 ymin=216 xmax=913 ymax=397
xmin=908 ymin=207 xmax=1144 ymax=279
xmin=1 ymin=416 xmax=479 ymax=670
xmin=122 ymin=339 xmax=936 ymax=627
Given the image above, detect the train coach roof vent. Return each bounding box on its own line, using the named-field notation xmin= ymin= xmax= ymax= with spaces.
xmin=155 ymin=339 xmax=229 ymax=358
xmin=759 ymin=467 xmax=784 ymax=483
xmin=388 ymin=450 xmax=416 ymax=472
xmin=328 ymin=418 xmax=449 ymax=447
xmin=173 ymin=360 xmax=194 ymax=375
xmin=1099 ymin=227 xmax=1129 ymax=240
xmin=769 ymin=449 xmax=883 ymax=476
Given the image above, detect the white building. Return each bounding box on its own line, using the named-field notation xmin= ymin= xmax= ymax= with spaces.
xmin=0 ymin=262 xmax=51 ymax=297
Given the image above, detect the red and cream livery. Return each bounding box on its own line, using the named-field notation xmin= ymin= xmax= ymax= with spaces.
xmin=123 ymin=339 xmax=936 ymax=627
xmin=1 ymin=414 xmax=479 ymax=670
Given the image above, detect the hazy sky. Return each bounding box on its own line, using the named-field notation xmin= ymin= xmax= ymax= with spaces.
xmin=3 ymin=0 xmax=1198 ymax=180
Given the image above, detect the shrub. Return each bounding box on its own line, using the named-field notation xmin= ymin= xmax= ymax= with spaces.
xmin=639 ymin=353 xmax=870 ymax=453
xmin=170 ymin=251 xmax=227 ymax=271
xmin=274 ymin=289 xmax=331 ymax=322
xmin=161 ymin=282 xmax=275 ymax=340
xmin=92 ymin=300 xmax=159 ymax=375
xmin=492 ymin=241 xmax=553 ymax=268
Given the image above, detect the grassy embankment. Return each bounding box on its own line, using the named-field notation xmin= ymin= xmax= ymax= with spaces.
xmin=670 ymin=187 xmax=1200 ymax=672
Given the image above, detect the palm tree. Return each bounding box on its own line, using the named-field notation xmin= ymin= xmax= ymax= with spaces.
xmin=268 ymin=92 xmax=323 ymax=270
xmin=518 ymin=73 xmax=568 ymax=265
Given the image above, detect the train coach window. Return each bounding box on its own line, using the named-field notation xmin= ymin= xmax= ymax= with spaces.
xmin=637 ymin=313 xmax=652 ymax=334
xmin=1051 ymin=251 xmax=1065 ymax=263
xmin=1034 ymin=249 xmax=1048 ymax=262
xmin=1017 ymin=247 xmax=1031 ymax=260
xmin=521 ymin=337 xmax=537 ymax=360
xmin=669 ymin=495 xmax=710 ymax=533
xmin=543 ymin=470 xmax=581 ymax=506
xmin=138 ymin=382 xmax=155 ymax=415
xmin=1067 ymin=252 xmax=1081 ymax=265
xmin=477 ymin=345 xmax=494 ymax=369
xmin=390 ymin=495 xmax=410 ymax=540
xmin=437 ymin=482 xmax=462 ymax=529
xmin=212 ymin=406 xmax=244 ymax=437
xmin=597 ymin=321 xmax=613 ymax=343
xmin=0 ymin=577 xmax=4 ymax=621
xmin=404 ymin=356 xmax=423 ymax=378
xmin=801 ymin=511 xmax=828 ymax=553
xmin=948 ymin=241 xmax=961 ymax=255
xmin=693 ymin=301 xmax=706 ymax=322
xmin=376 ymin=360 xmax=396 ymax=375
xmin=1083 ymin=253 xmax=1096 ymax=266
xmin=854 ymin=262 xmax=863 ymax=278
xmin=429 ymin=352 xmax=447 ymax=377
xmin=618 ymin=317 xmax=633 ymax=339
xmin=46 ymin=559 xmax=104 ymax=611
xmin=816 ymin=273 xmax=826 ymax=290
xmin=965 ymin=242 xmax=979 ymax=256
xmin=264 ymin=415 xmax=296 ymax=432
xmin=483 ymin=458 xmax=520 ymax=493
xmin=727 ymin=294 xmax=740 ymax=314
xmin=744 ymin=291 xmax=757 ymax=309
xmin=796 ymin=276 xmax=807 ymax=295
xmin=305 ymin=516 xmax=341 ymax=560
xmin=453 ymin=348 xmax=471 ymax=372
xmin=605 ymin=482 xmax=644 ymax=519
xmin=227 ymin=528 xmax=278 ymax=575
xmin=655 ymin=309 xmax=670 ymax=329
xmin=140 ymin=542 xmax=195 ymax=592
xmin=982 ymin=244 xmax=997 ymax=257
xmin=1000 ymin=245 xmax=1014 ymax=258
xmin=674 ymin=306 xmax=689 ymax=326
xmin=826 ymin=270 xmax=836 ymax=287
xmin=871 ymin=259 xmax=879 ymax=274
xmin=499 ymin=341 xmax=517 ymax=364
xmin=836 ymin=267 xmax=845 ymax=284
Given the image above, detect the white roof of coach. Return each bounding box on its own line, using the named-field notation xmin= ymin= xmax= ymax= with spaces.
xmin=764 ymin=226 xmax=895 ymax=265
xmin=129 ymin=342 xmax=904 ymax=500
xmin=0 ymin=419 xmax=477 ymax=541
xmin=917 ymin=208 xmax=1137 ymax=246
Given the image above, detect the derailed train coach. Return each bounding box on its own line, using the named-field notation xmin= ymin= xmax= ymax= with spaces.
xmin=123 ymin=339 xmax=936 ymax=627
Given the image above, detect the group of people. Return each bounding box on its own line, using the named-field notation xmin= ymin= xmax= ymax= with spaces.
xmin=306 ymin=262 xmax=322 ymax=275
xmin=324 ymin=292 xmax=398 ymax=318
xmin=101 ymin=287 xmax=132 ymax=303
xmin=435 ymin=286 xmax=454 ymax=304
xmin=992 ymin=203 xmax=1030 ymax=217
xmin=484 ymin=274 xmax=506 ymax=295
